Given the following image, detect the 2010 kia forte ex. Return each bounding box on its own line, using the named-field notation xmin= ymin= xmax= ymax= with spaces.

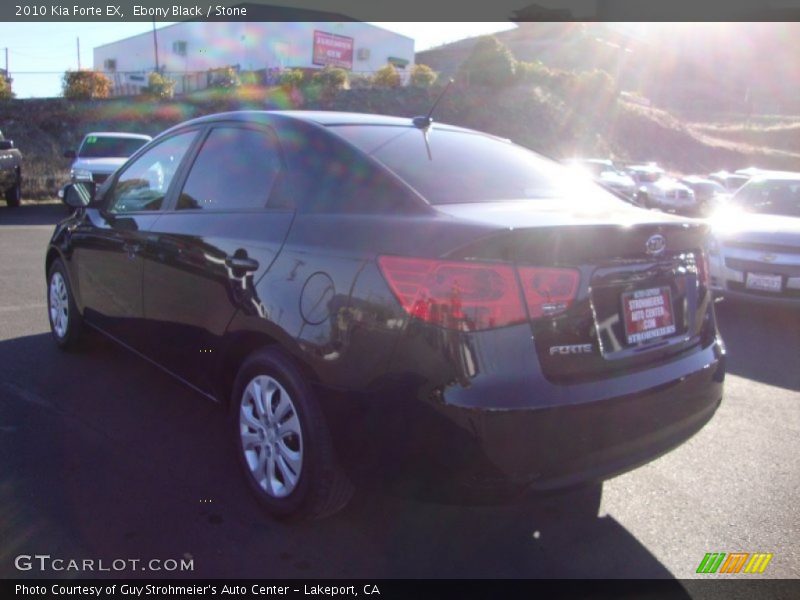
xmin=48 ymin=111 xmax=726 ymax=520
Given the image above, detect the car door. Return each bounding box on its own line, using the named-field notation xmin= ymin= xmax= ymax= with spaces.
xmin=141 ymin=122 xmax=294 ymax=395
xmin=70 ymin=130 xmax=199 ymax=345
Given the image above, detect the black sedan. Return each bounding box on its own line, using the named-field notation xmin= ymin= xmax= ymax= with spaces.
xmin=49 ymin=111 xmax=725 ymax=520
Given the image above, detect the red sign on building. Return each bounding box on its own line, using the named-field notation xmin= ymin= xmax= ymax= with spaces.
xmin=312 ymin=30 xmax=354 ymax=70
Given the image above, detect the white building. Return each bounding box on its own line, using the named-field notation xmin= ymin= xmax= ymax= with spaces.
xmin=93 ymin=22 xmax=415 ymax=95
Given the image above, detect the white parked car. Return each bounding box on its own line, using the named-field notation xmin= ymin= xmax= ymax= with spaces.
xmin=707 ymin=173 xmax=800 ymax=306
xmin=627 ymin=164 xmax=697 ymax=213
xmin=64 ymin=132 xmax=152 ymax=185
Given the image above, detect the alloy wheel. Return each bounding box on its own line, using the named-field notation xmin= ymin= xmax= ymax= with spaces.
xmin=239 ymin=375 xmax=304 ymax=498
xmin=49 ymin=272 xmax=69 ymax=339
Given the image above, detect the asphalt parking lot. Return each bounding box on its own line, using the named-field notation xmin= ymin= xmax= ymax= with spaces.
xmin=1 ymin=205 xmax=798 ymax=583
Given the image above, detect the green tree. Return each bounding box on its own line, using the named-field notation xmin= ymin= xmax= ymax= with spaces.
xmin=143 ymin=72 xmax=175 ymax=99
xmin=459 ymin=36 xmax=516 ymax=87
xmin=62 ymin=70 xmax=112 ymax=99
xmin=372 ymin=63 xmax=402 ymax=88
xmin=409 ymin=64 xmax=437 ymax=88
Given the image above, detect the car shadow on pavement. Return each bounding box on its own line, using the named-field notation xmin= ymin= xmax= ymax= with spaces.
xmin=715 ymin=298 xmax=800 ymax=391
xmin=0 ymin=332 xmax=689 ymax=587
xmin=0 ymin=203 xmax=70 ymax=226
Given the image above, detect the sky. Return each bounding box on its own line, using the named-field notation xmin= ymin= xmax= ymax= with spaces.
xmin=0 ymin=22 xmax=516 ymax=98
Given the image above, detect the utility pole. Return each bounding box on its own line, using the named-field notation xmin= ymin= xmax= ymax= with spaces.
xmin=4 ymin=47 xmax=8 ymax=73
xmin=152 ymin=17 xmax=160 ymax=72
xmin=76 ymin=37 xmax=81 ymax=69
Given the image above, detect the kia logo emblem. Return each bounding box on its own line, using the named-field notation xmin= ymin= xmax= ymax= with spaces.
xmin=646 ymin=234 xmax=666 ymax=256
xmin=760 ymin=253 xmax=777 ymax=263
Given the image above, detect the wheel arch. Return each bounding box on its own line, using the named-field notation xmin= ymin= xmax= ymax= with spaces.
xmin=45 ymin=245 xmax=62 ymax=276
xmin=215 ymin=329 xmax=321 ymax=408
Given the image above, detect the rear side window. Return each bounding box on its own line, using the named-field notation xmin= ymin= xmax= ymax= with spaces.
xmin=330 ymin=125 xmax=602 ymax=205
xmin=177 ymin=126 xmax=282 ymax=210
xmin=279 ymin=125 xmax=415 ymax=214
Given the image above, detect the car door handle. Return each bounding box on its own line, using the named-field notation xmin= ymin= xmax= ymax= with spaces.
xmin=225 ymin=256 xmax=259 ymax=272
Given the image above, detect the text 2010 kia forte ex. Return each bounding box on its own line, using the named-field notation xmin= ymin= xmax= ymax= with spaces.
xmin=48 ymin=111 xmax=725 ymax=519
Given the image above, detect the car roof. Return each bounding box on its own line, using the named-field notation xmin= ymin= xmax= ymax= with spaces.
xmin=161 ymin=110 xmax=479 ymax=135
xmin=83 ymin=132 xmax=152 ymax=140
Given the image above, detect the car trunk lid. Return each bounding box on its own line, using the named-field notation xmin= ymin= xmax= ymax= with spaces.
xmin=436 ymin=201 xmax=714 ymax=382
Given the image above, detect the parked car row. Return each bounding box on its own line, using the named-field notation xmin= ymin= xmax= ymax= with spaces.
xmin=564 ymin=159 xmax=785 ymax=217
xmin=565 ymin=158 xmax=800 ymax=307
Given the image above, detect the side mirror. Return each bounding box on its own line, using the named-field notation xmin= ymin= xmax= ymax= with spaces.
xmin=63 ymin=149 xmax=77 ymax=159
xmin=63 ymin=181 xmax=96 ymax=208
xmin=0 ymin=140 xmax=13 ymax=150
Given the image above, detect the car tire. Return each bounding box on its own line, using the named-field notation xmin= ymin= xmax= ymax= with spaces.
xmin=5 ymin=168 xmax=21 ymax=208
xmin=231 ymin=347 xmax=354 ymax=521
xmin=47 ymin=258 xmax=85 ymax=350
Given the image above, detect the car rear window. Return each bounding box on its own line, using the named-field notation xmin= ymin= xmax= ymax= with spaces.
xmin=329 ymin=125 xmax=591 ymax=205
xmin=79 ymin=136 xmax=149 ymax=158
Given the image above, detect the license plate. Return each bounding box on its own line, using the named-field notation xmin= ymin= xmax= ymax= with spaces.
xmin=621 ymin=286 xmax=676 ymax=345
xmin=745 ymin=272 xmax=782 ymax=293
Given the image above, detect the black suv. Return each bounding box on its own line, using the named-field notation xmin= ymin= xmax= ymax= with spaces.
xmin=49 ymin=111 xmax=725 ymax=519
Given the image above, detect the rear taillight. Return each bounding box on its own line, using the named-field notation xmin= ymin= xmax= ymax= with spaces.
xmin=695 ymin=249 xmax=710 ymax=287
xmin=378 ymin=256 xmax=579 ymax=331
xmin=517 ymin=267 xmax=580 ymax=318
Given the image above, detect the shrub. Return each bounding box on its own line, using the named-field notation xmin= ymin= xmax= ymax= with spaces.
xmin=348 ymin=72 xmax=372 ymax=90
xmin=409 ymin=64 xmax=438 ymax=88
xmin=279 ymin=69 xmax=305 ymax=89
xmin=143 ymin=72 xmax=175 ymax=99
xmin=459 ymin=36 xmax=516 ymax=87
xmin=514 ymin=60 xmax=553 ymax=85
xmin=0 ymin=75 xmax=13 ymax=100
xmin=568 ymin=69 xmax=617 ymax=98
xmin=62 ymin=70 xmax=112 ymax=99
xmin=372 ymin=64 xmax=402 ymax=89
xmin=312 ymin=66 xmax=349 ymax=93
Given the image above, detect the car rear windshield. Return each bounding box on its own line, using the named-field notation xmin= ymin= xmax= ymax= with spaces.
xmin=329 ymin=125 xmax=593 ymax=205
xmin=78 ymin=136 xmax=149 ymax=158
xmin=733 ymin=179 xmax=800 ymax=217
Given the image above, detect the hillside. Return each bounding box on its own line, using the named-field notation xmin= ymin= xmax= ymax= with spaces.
xmin=418 ymin=23 xmax=800 ymax=116
xmin=3 ymin=80 xmax=800 ymax=199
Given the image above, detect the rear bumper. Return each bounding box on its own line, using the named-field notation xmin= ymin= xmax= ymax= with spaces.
xmin=457 ymin=357 xmax=723 ymax=490
xmin=333 ymin=336 xmax=725 ymax=493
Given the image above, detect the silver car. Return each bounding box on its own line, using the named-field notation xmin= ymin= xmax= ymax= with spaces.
xmin=708 ymin=173 xmax=800 ymax=306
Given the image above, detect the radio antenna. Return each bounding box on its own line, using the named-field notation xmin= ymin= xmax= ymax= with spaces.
xmin=412 ymin=78 xmax=454 ymax=160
